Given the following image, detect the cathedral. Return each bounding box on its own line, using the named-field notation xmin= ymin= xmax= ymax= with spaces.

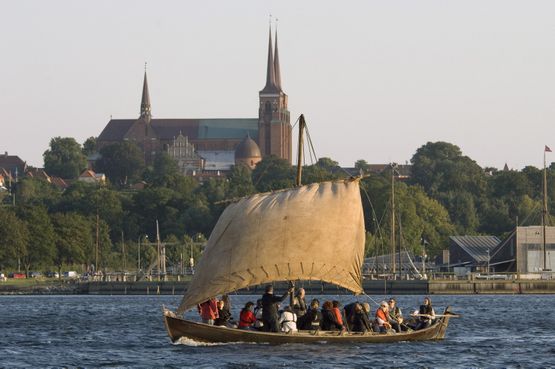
xmin=97 ymin=27 xmax=292 ymax=175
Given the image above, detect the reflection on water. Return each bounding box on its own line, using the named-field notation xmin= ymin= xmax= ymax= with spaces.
xmin=1 ymin=294 xmax=554 ymax=368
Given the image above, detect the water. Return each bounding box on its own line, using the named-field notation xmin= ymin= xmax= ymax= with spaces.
xmin=1 ymin=294 xmax=554 ymax=368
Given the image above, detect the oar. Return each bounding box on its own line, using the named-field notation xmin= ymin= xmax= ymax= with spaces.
xmin=411 ymin=313 xmax=461 ymax=318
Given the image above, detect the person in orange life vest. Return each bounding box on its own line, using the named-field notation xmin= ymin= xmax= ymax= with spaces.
xmin=332 ymin=300 xmax=343 ymax=326
xmin=197 ymin=297 xmax=219 ymax=325
xmin=375 ymin=301 xmax=392 ymax=333
xmin=238 ymin=302 xmax=256 ymax=330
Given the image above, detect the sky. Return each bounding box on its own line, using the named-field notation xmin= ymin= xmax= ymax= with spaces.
xmin=1 ymin=0 xmax=555 ymax=170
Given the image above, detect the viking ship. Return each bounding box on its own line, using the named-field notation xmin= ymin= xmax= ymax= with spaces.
xmin=162 ymin=115 xmax=456 ymax=344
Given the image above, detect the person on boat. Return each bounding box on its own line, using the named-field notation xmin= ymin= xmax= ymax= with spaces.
xmin=343 ymin=302 xmax=358 ymax=330
xmin=374 ymin=301 xmax=393 ymax=333
xmin=253 ymin=299 xmax=264 ymax=330
xmin=387 ymin=298 xmax=404 ymax=333
xmin=214 ymin=299 xmax=233 ymax=327
xmin=412 ymin=296 xmax=436 ymax=330
xmin=261 ymin=284 xmax=294 ymax=332
xmin=279 ymin=306 xmax=298 ymax=333
xmin=298 ymin=299 xmax=322 ymax=330
xmin=197 ymin=297 xmax=219 ymax=325
xmin=238 ymin=302 xmax=256 ymax=330
xmin=320 ymin=300 xmax=345 ymax=331
xmin=351 ymin=303 xmax=373 ymax=333
xmin=292 ymin=288 xmax=307 ymax=318
xmin=332 ymin=300 xmax=343 ymax=326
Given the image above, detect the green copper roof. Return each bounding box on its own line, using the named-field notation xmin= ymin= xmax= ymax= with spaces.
xmin=198 ymin=119 xmax=258 ymax=139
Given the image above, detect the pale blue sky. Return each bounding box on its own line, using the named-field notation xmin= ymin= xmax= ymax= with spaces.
xmin=1 ymin=0 xmax=554 ymax=169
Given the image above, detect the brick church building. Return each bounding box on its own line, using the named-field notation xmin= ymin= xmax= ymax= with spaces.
xmin=97 ymin=27 xmax=291 ymax=175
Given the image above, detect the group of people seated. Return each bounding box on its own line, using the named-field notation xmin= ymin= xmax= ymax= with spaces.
xmin=197 ymin=285 xmax=437 ymax=335
xmin=197 ymin=295 xmax=236 ymax=327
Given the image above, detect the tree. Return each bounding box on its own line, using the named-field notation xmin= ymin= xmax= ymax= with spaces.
xmin=302 ymin=159 xmax=341 ymax=185
xmin=55 ymin=182 xmax=125 ymax=239
xmin=17 ymin=206 xmax=56 ymax=275
xmin=438 ymin=191 xmax=480 ymax=234
xmin=226 ymin=165 xmax=255 ymax=198
xmin=252 ymin=156 xmax=295 ymax=192
xmin=355 ymin=159 xmax=370 ymax=172
xmin=361 ymin=174 xmax=455 ymax=258
xmin=410 ymin=141 xmax=487 ymax=234
xmin=411 ymin=141 xmax=486 ymax=196
xmin=95 ymin=141 xmax=145 ymax=186
xmin=145 ymin=152 xmax=180 ymax=188
xmin=15 ymin=177 xmax=60 ymax=207
xmin=82 ymin=137 xmax=97 ymax=156
xmin=51 ymin=213 xmax=93 ymax=275
xmin=43 ymin=137 xmax=87 ymax=179
xmin=489 ymin=170 xmax=532 ymax=199
xmin=0 ymin=209 xmax=29 ymax=270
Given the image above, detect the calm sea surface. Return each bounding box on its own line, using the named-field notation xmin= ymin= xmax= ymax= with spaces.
xmin=1 ymin=294 xmax=554 ymax=368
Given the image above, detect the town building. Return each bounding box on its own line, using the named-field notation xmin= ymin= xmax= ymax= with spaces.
xmin=0 ymin=152 xmax=27 ymax=179
xmin=78 ymin=169 xmax=106 ymax=185
xmin=96 ymin=27 xmax=291 ymax=175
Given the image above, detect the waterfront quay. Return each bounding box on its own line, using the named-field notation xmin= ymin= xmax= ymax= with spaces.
xmin=2 ymin=278 xmax=555 ymax=295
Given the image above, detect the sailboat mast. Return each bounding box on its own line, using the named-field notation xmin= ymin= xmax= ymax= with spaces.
xmin=296 ymin=115 xmax=305 ymax=187
xmin=95 ymin=211 xmax=99 ymax=274
xmin=391 ymin=163 xmax=396 ymax=276
xmin=543 ymin=149 xmax=549 ymax=271
xmin=156 ymin=220 xmax=162 ymax=280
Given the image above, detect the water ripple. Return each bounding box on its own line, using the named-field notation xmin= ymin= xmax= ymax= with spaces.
xmin=1 ymin=295 xmax=555 ymax=368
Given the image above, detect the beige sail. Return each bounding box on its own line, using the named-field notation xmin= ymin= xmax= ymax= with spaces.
xmin=176 ymin=178 xmax=365 ymax=314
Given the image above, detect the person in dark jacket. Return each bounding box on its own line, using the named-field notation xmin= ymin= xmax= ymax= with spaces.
xmin=413 ymin=296 xmax=435 ymax=330
xmin=320 ymin=300 xmax=344 ymax=331
xmin=298 ymin=299 xmax=322 ymax=330
xmin=214 ymin=299 xmax=232 ymax=326
xmin=292 ymin=288 xmax=307 ymax=318
xmin=261 ymin=285 xmax=293 ymax=332
xmin=343 ymin=302 xmax=358 ymax=330
xmin=351 ymin=303 xmax=373 ymax=333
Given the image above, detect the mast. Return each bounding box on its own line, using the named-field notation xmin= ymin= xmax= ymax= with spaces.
xmin=95 ymin=211 xmax=99 ymax=274
xmin=542 ymin=146 xmax=550 ymax=271
xmin=156 ymin=219 xmax=163 ymax=281
xmin=296 ymin=115 xmax=305 ymax=187
xmin=390 ymin=163 xmax=396 ymax=277
xmin=291 ymin=114 xmax=307 ymax=306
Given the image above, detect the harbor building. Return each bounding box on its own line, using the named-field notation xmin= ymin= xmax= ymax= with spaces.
xmin=490 ymin=226 xmax=555 ymax=274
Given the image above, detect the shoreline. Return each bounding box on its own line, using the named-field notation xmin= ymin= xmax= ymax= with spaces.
xmin=2 ymin=279 xmax=555 ymax=295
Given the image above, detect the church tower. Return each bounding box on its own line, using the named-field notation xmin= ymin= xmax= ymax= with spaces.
xmin=140 ymin=70 xmax=152 ymax=124
xmin=123 ymin=68 xmax=158 ymax=164
xmin=258 ymin=26 xmax=292 ymax=162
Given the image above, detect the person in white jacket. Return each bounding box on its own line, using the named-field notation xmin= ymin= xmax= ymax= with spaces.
xmin=279 ymin=306 xmax=298 ymax=333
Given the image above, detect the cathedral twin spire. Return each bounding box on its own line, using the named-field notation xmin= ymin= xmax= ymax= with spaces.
xmin=139 ymin=24 xmax=283 ymax=120
xmin=261 ymin=25 xmax=283 ymax=94
xmin=140 ymin=67 xmax=151 ymax=122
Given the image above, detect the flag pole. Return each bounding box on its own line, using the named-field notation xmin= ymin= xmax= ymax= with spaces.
xmin=543 ymin=146 xmax=551 ymax=271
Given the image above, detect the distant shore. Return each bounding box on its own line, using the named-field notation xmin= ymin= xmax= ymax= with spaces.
xmin=2 ymin=279 xmax=555 ymax=295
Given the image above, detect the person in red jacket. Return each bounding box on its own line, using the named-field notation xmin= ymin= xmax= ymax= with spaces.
xmin=197 ymin=297 xmax=219 ymax=325
xmin=238 ymin=301 xmax=256 ymax=330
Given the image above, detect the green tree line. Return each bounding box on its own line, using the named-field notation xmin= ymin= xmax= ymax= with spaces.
xmin=1 ymin=139 xmax=553 ymax=274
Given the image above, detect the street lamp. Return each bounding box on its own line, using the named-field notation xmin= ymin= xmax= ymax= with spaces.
xmin=138 ymin=235 xmax=148 ymax=273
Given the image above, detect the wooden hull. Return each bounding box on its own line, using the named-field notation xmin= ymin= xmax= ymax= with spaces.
xmin=162 ymin=307 xmax=454 ymax=344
